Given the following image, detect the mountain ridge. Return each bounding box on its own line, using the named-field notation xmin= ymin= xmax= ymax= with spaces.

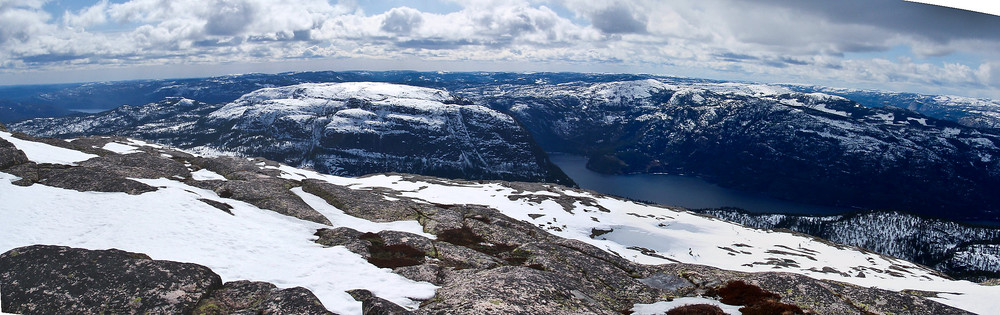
xmin=11 ymin=82 xmax=573 ymax=186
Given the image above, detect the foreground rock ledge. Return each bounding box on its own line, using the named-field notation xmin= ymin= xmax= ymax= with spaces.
xmin=0 ymin=245 xmax=334 ymax=315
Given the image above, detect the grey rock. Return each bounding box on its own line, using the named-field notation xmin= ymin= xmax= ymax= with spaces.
xmin=646 ymin=264 xmax=974 ymax=315
xmin=78 ymin=152 xmax=191 ymax=179
xmin=194 ymin=281 xmax=336 ymax=315
xmin=302 ymin=179 xmax=420 ymax=222
xmin=192 ymin=280 xmax=277 ymax=315
xmin=378 ymin=230 xmax=436 ymax=254
xmin=347 ymin=289 xmax=414 ymax=315
xmin=0 ymin=137 xmax=28 ymax=170
xmin=431 ymin=241 xmax=503 ymax=269
xmin=315 ymin=227 xmax=371 ymax=258
xmin=392 ymin=264 xmax=447 ymax=285
xmin=418 ymin=266 xmax=614 ymax=315
xmin=214 ymin=177 xmax=331 ymax=225
xmin=0 ymin=245 xmax=221 ymax=315
xmin=5 ymin=163 xmax=157 ymax=194
xmin=190 ymin=156 xmax=280 ymax=179
xmin=257 ymin=286 xmax=335 ymax=315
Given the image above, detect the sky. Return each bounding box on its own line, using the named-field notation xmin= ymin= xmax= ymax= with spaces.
xmin=1 ymin=0 xmax=1000 ymax=98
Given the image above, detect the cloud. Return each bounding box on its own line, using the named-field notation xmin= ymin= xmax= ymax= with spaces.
xmin=588 ymin=5 xmax=646 ymax=34
xmin=381 ymin=7 xmax=423 ymax=34
xmin=204 ymin=0 xmax=256 ymax=36
xmin=3 ymin=0 xmax=1000 ymax=98
xmin=0 ymin=0 xmax=53 ymax=45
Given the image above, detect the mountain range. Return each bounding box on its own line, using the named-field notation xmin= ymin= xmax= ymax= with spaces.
xmin=10 ymin=82 xmax=571 ymax=185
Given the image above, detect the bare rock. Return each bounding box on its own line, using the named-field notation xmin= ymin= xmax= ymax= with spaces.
xmin=646 ymin=264 xmax=974 ymax=315
xmin=215 ymin=178 xmax=331 ymax=225
xmin=0 ymin=245 xmax=221 ymax=315
xmin=189 ymin=156 xmax=281 ymax=179
xmin=418 ymin=266 xmax=614 ymax=315
xmin=315 ymin=227 xmax=371 ymax=258
xmin=78 ymin=152 xmax=191 ymax=179
xmin=195 ymin=281 xmax=335 ymax=315
xmin=257 ymin=286 xmax=335 ymax=315
xmin=347 ymin=289 xmax=414 ymax=315
xmin=0 ymin=137 xmax=28 ymax=170
xmin=5 ymin=162 xmax=157 ymax=194
xmin=302 ymin=179 xmax=420 ymax=222
xmin=192 ymin=280 xmax=277 ymax=315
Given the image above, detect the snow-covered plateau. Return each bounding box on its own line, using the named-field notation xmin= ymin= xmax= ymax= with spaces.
xmin=1 ymin=127 xmax=998 ymax=314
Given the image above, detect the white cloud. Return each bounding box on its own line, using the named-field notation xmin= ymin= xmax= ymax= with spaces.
xmin=2 ymin=0 xmax=1000 ymax=98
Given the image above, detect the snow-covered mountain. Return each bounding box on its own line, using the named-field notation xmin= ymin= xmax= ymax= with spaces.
xmin=698 ymin=208 xmax=1000 ymax=282
xmin=11 ymin=82 xmax=572 ymax=185
xmin=468 ymin=79 xmax=1000 ymax=223
xmin=785 ymin=85 xmax=1000 ymax=129
xmin=13 ymin=72 xmax=1000 ymax=223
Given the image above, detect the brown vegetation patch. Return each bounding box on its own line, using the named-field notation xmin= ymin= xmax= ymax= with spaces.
xmin=705 ymin=280 xmax=804 ymax=315
xmin=359 ymin=232 xmax=425 ymax=268
xmin=665 ymin=304 xmax=727 ymax=315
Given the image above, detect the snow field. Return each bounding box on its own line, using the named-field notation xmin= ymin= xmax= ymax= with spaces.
xmin=0 ymin=173 xmax=437 ymax=315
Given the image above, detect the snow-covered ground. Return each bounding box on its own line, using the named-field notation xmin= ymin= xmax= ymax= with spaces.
xmin=3 ymin=134 xmax=1000 ymax=314
xmin=0 ymin=140 xmax=437 ymax=314
xmin=0 ymin=131 xmax=96 ymax=165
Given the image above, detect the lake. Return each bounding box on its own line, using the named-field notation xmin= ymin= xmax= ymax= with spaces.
xmin=549 ymin=153 xmax=851 ymax=215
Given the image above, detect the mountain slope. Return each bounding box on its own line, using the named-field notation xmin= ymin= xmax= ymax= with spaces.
xmin=785 ymin=85 xmax=1000 ymax=129
xmin=11 ymin=82 xmax=572 ymax=185
xmin=1 ymin=127 xmax=996 ymax=314
xmin=697 ymin=208 xmax=1000 ymax=282
xmin=471 ymin=79 xmax=1000 ymax=222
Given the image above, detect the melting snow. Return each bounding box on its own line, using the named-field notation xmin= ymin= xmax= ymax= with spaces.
xmin=0 ymin=131 xmax=97 ymax=165
xmin=190 ymin=169 xmax=227 ymax=181
xmin=101 ymin=142 xmax=140 ymax=154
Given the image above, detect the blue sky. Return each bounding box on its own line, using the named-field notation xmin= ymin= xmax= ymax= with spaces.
xmin=2 ymin=0 xmax=1000 ymax=98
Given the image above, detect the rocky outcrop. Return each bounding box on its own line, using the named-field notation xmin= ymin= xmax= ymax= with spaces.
xmin=0 ymin=245 xmax=221 ymax=314
xmin=78 ymin=152 xmax=191 ymax=179
xmin=347 ymin=289 xmax=414 ymax=315
xmin=302 ymin=178 xmax=422 ymax=222
xmin=647 ymin=264 xmax=973 ymax=315
xmin=310 ymin=190 xmax=971 ymax=315
xmin=0 ymin=138 xmax=28 ymax=170
xmin=210 ymin=177 xmax=330 ymax=225
xmin=0 ymin=245 xmax=335 ymax=315
xmin=4 ymin=162 xmax=158 ymax=194
xmin=193 ymin=280 xmax=333 ymax=315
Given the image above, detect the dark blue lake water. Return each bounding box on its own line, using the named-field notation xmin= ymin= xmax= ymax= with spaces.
xmin=549 ymin=153 xmax=850 ymax=215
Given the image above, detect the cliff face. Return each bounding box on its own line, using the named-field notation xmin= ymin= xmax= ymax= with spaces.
xmin=0 ymin=127 xmax=993 ymax=314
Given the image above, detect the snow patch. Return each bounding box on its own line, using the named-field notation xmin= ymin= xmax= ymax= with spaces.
xmin=102 ymin=142 xmax=140 ymax=154
xmin=0 ymin=173 xmax=437 ymax=315
xmin=190 ymin=169 xmax=227 ymax=181
xmin=0 ymin=131 xmax=97 ymax=165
